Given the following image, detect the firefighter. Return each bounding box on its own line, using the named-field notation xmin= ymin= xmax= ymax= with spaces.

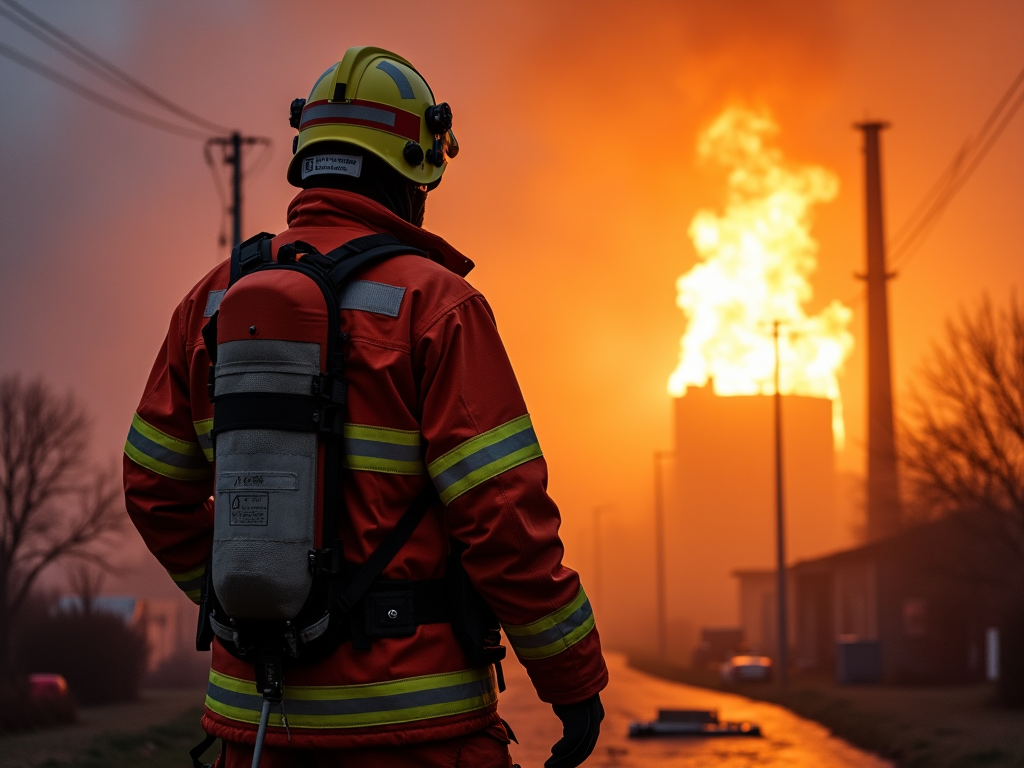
xmin=123 ymin=47 xmax=608 ymax=767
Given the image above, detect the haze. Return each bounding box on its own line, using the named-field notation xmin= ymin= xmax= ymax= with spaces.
xmin=0 ymin=0 xmax=1021 ymax=652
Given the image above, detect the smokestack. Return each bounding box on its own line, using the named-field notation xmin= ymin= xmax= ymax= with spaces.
xmin=855 ymin=122 xmax=901 ymax=540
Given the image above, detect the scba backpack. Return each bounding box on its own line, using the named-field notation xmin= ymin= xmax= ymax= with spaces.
xmin=192 ymin=233 xmax=506 ymax=767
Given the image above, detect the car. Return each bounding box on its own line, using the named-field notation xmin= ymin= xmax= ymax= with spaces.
xmin=28 ymin=673 xmax=68 ymax=700
xmin=720 ymin=654 xmax=772 ymax=683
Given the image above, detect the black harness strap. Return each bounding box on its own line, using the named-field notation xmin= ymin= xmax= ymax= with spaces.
xmin=338 ymin=485 xmax=435 ymax=614
xmin=212 ymin=393 xmax=344 ymax=436
xmin=212 ymin=393 xmax=320 ymax=435
xmin=230 ymin=231 xmax=275 ymax=285
xmin=305 ymin=234 xmax=428 ymax=292
xmin=189 ymin=733 xmax=219 ymax=768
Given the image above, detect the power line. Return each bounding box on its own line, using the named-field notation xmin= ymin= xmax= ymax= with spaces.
xmin=0 ymin=0 xmax=232 ymax=134
xmin=889 ymin=64 xmax=1024 ymax=271
xmin=0 ymin=4 xmax=273 ymax=250
xmin=0 ymin=39 xmax=210 ymax=140
xmin=0 ymin=4 xmax=154 ymax=107
xmin=841 ymin=63 xmax=1024 ymax=306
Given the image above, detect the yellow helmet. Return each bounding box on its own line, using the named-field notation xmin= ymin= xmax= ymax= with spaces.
xmin=287 ymin=46 xmax=458 ymax=188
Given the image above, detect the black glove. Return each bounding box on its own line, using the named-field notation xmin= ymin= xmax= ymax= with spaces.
xmin=545 ymin=693 xmax=604 ymax=768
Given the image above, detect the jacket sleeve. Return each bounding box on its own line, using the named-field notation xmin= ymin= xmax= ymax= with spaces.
xmin=123 ymin=302 xmax=214 ymax=604
xmin=416 ymin=294 xmax=608 ymax=705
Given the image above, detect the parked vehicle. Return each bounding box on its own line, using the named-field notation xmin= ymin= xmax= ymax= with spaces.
xmin=720 ymin=655 xmax=772 ymax=683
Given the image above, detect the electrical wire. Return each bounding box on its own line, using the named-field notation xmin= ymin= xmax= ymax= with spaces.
xmin=842 ymin=63 xmax=1024 ymax=305
xmin=0 ymin=2 xmax=274 ymax=252
xmin=888 ymin=64 xmax=1024 ymax=271
xmin=0 ymin=0 xmax=233 ymax=134
xmin=0 ymin=39 xmax=210 ymax=140
xmin=0 ymin=4 xmax=153 ymax=106
xmin=243 ymin=137 xmax=275 ymax=179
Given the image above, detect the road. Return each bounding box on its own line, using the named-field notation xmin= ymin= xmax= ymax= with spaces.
xmin=501 ymin=654 xmax=894 ymax=768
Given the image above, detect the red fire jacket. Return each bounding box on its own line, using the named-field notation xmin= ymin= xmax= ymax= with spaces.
xmin=123 ymin=189 xmax=608 ymax=749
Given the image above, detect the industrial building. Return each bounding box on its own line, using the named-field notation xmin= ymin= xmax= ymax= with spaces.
xmin=734 ymin=513 xmax=1010 ymax=684
xmin=666 ymin=383 xmax=846 ymax=660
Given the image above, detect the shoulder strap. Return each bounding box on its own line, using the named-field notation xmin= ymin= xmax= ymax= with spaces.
xmin=318 ymin=234 xmax=428 ymax=291
xmin=336 ymin=484 xmax=435 ymax=614
xmin=229 ymin=231 xmax=276 ymax=287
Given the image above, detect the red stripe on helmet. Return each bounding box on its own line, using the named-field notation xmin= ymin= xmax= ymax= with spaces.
xmin=300 ymin=99 xmax=421 ymax=142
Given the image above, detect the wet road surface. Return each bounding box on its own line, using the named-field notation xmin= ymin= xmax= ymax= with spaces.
xmin=501 ymin=654 xmax=894 ymax=768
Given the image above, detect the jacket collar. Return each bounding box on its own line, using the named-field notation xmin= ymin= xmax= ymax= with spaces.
xmin=285 ymin=188 xmax=474 ymax=277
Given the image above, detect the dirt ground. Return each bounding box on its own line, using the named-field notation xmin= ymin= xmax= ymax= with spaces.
xmin=505 ymin=653 xmax=893 ymax=768
xmin=630 ymin=656 xmax=1024 ymax=768
xmin=1 ymin=688 xmax=206 ymax=768
xmin=2 ymin=656 xmax=893 ymax=768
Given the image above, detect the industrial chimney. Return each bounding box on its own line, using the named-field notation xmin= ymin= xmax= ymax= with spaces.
xmin=856 ymin=122 xmax=901 ymax=540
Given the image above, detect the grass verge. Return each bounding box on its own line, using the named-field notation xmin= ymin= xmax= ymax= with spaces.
xmin=629 ymin=656 xmax=1024 ymax=768
xmin=38 ymin=706 xmax=213 ymax=768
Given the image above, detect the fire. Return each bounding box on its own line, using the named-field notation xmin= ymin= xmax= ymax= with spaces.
xmin=667 ymin=107 xmax=854 ymax=448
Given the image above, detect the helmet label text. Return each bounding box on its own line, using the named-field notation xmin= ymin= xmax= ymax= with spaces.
xmin=301 ymin=154 xmax=362 ymax=180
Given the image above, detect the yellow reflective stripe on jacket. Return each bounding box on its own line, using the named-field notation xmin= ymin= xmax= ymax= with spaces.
xmin=343 ymin=424 xmax=423 ymax=475
xmin=170 ymin=564 xmax=205 ymax=604
xmin=502 ymin=587 xmax=595 ymax=661
xmin=205 ymin=666 xmax=498 ymax=729
xmin=124 ymin=413 xmax=211 ymax=481
xmin=427 ymin=415 xmax=542 ymax=505
xmin=193 ymin=418 xmax=214 ymax=462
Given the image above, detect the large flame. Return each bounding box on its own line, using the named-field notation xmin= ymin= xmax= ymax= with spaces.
xmin=668 ymin=107 xmax=854 ymax=448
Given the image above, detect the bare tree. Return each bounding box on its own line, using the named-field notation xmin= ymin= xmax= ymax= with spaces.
xmin=901 ymin=292 xmax=1024 ymax=553
xmin=0 ymin=375 xmax=123 ymax=680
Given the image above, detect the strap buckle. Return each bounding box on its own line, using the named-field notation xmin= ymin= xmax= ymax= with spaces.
xmin=238 ymin=235 xmax=273 ymax=274
xmin=314 ymin=404 xmax=344 ymax=434
xmin=308 ymin=548 xmax=343 ymax=577
xmin=311 ymin=374 xmax=347 ymax=405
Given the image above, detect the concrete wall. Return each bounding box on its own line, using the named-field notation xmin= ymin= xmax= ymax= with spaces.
xmin=667 ymin=385 xmax=841 ymax=658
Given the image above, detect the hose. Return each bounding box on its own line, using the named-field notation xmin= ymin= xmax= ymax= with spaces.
xmin=251 ymin=698 xmax=272 ymax=768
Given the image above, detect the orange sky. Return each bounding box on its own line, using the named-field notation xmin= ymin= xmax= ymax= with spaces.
xmin=0 ymin=1 xmax=1021 ymax=630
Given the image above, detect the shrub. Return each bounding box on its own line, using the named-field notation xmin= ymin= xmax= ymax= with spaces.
xmin=0 ymin=678 xmax=76 ymax=735
xmin=16 ymin=609 xmax=149 ymax=706
xmin=997 ymin=602 xmax=1024 ymax=708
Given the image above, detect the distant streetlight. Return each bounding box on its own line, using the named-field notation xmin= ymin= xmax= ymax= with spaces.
xmin=772 ymin=320 xmax=789 ymax=688
xmin=653 ymin=451 xmax=674 ymax=660
xmin=592 ymin=505 xmax=615 ymax=607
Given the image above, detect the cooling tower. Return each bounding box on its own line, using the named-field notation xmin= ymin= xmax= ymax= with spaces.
xmin=667 ymin=383 xmax=840 ymax=659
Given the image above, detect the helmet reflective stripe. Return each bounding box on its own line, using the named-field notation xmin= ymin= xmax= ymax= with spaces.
xmin=308 ymin=63 xmax=339 ymax=99
xmin=427 ymin=415 xmax=542 ymax=505
xmin=205 ymin=667 xmax=498 ymax=729
xmin=299 ymin=100 xmax=421 ymax=141
xmin=503 ymin=587 xmax=596 ymax=661
xmin=375 ymin=60 xmax=415 ymax=99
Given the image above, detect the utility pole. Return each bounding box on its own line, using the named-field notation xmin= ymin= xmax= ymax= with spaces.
xmin=773 ymin=320 xmax=788 ymax=688
xmin=855 ymin=122 xmax=901 ymax=540
xmin=653 ymin=451 xmax=673 ymax=661
xmin=230 ymin=132 xmax=242 ymax=248
xmin=207 ymin=132 xmax=264 ymax=248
